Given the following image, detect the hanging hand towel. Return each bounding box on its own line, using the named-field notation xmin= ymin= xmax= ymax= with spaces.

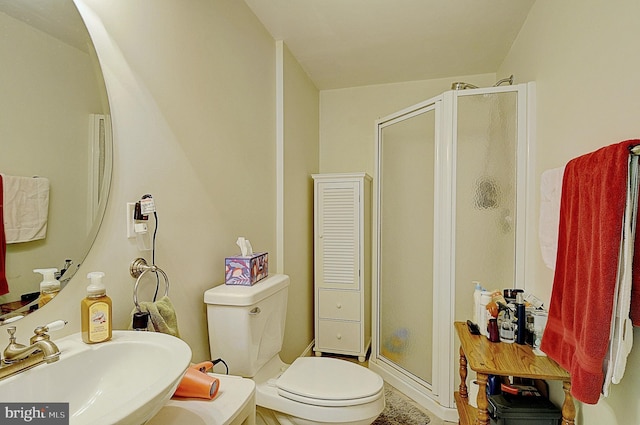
xmin=1 ymin=174 xmax=50 ymax=243
xmin=129 ymin=295 xmax=180 ymax=337
xmin=0 ymin=175 xmax=8 ymax=296
xmin=540 ymin=139 xmax=640 ymax=404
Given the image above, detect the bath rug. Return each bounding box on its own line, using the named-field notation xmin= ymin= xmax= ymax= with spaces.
xmin=373 ymin=383 xmax=431 ymax=425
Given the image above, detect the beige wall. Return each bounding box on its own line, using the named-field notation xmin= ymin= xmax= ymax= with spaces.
xmin=280 ymin=42 xmax=319 ymax=362
xmin=8 ymin=0 xmax=281 ymax=364
xmin=499 ymin=0 xmax=640 ymax=423
xmin=319 ymin=73 xmax=496 ymax=175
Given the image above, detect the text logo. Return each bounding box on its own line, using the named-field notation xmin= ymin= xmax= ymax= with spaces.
xmin=1 ymin=403 xmax=68 ymax=424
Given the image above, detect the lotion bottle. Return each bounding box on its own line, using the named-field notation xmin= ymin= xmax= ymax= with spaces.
xmin=34 ymin=268 xmax=61 ymax=308
xmin=81 ymin=271 xmax=112 ymax=344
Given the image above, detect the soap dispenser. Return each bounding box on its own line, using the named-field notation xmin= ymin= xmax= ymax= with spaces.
xmin=34 ymin=268 xmax=61 ymax=308
xmin=81 ymin=271 xmax=112 ymax=344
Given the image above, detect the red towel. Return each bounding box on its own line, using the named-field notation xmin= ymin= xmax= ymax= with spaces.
xmin=0 ymin=174 xmax=8 ymax=295
xmin=541 ymin=139 xmax=640 ymax=404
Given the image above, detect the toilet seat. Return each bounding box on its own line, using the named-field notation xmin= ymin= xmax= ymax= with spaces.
xmin=275 ymin=357 xmax=384 ymax=407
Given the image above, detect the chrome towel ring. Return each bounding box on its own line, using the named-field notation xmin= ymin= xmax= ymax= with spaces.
xmin=130 ymin=257 xmax=169 ymax=311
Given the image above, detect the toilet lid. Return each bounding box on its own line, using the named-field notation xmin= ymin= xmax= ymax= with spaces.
xmin=275 ymin=357 xmax=384 ymax=407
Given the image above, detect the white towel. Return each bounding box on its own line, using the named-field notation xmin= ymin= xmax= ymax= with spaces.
xmin=539 ymin=166 xmax=565 ymax=270
xmin=1 ymin=174 xmax=50 ymax=243
xmin=603 ymin=154 xmax=637 ymax=396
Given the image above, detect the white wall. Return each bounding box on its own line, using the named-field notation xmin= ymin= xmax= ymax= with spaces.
xmin=498 ymin=0 xmax=640 ymax=423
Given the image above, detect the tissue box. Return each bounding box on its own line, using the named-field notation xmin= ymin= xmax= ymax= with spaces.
xmin=225 ymin=252 xmax=268 ymax=285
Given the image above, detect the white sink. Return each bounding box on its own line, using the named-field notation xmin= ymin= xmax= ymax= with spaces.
xmin=0 ymin=330 xmax=192 ymax=425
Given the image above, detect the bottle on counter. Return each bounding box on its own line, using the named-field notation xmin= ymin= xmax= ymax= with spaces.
xmin=81 ymin=271 xmax=112 ymax=344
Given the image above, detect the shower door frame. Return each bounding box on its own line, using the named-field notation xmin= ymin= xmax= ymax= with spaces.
xmin=370 ymin=82 xmax=536 ymax=421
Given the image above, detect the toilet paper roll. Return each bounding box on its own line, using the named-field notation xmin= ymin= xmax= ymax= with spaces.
xmin=468 ymin=379 xmax=479 ymax=408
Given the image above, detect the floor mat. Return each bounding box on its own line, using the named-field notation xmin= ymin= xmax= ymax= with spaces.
xmin=373 ymin=384 xmax=431 ymax=425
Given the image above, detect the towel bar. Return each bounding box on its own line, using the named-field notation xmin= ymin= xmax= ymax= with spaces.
xmin=130 ymin=258 xmax=169 ymax=311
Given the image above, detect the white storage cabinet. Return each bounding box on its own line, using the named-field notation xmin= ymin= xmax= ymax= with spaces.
xmin=312 ymin=173 xmax=371 ymax=362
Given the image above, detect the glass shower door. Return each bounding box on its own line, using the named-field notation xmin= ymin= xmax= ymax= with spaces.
xmin=455 ymin=91 xmax=518 ymax=299
xmin=378 ymin=105 xmax=436 ymax=388
xmin=373 ymin=83 xmax=533 ymax=414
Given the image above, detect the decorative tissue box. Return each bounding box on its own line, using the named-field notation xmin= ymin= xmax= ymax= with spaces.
xmin=225 ymin=252 xmax=268 ymax=285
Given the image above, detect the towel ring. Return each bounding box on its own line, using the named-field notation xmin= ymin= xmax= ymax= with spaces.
xmin=130 ymin=258 xmax=169 ymax=311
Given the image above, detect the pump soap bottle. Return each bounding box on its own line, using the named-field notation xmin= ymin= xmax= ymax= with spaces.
xmin=81 ymin=272 xmax=112 ymax=344
xmin=34 ymin=268 xmax=61 ymax=308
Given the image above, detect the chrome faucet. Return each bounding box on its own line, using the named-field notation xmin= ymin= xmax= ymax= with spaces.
xmin=0 ymin=320 xmax=66 ymax=380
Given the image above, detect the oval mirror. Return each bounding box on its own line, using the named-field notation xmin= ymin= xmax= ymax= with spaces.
xmin=0 ymin=0 xmax=112 ymax=322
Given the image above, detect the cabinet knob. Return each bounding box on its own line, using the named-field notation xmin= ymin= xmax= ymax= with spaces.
xmin=336 ymin=303 xmax=342 ymax=309
xmin=336 ymin=333 xmax=342 ymax=340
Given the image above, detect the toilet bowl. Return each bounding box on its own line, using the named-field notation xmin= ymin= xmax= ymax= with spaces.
xmin=204 ymin=274 xmax=385 ymax=425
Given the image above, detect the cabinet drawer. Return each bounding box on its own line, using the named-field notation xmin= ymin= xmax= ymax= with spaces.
xmin=317 ymin=320 xmax=361 ymax=353
xmin=318 ymin=290 xmax=360 ymax=320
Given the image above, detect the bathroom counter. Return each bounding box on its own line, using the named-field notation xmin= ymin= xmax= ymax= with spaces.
xmin=453 ymin=321 xmax=574 ymax=425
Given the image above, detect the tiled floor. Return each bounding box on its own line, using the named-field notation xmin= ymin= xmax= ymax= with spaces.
xmin=316 ymin=352 xmax=457 ymax=425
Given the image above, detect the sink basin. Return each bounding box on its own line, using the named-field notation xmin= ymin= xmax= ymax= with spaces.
xmin=0 ymin=330 xmax=192 ymax=425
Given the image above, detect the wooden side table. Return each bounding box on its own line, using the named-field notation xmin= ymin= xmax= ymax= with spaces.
xmin=453 ymin=321 xmax=575 ymax=425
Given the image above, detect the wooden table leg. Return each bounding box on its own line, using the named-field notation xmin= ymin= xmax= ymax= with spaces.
xmin=476 ymin=372 xmax=490 ymax=425
xmin=459 ymin=345 xmax=468 ymax=398
xmin=561 ymin=381 xmax=576 ymax=425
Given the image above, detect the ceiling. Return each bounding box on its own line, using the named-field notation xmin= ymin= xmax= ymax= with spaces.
xmin=244 ymin=0 xmax=536 ymax=90
xmin=1 ymin=0 xmax=536 ymax=90
xmin=0 ymin=0 xmax=91 ymax=52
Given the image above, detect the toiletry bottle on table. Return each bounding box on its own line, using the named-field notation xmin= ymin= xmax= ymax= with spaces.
xmin=81 ymin=272 xmax=112 ymax=344
xmin=34 ymin=268 xmax=61 ymax=308
xmin=515 ymin=292 xmax=526 ymax=345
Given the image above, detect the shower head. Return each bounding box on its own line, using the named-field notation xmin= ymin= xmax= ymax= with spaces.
xmin=494 ymin=75 xmax=514 ymax=87
xmin=450 ymin=75 xmax=515 ymax=91
xmin=451 ymin=82 xmax=478 ymax=90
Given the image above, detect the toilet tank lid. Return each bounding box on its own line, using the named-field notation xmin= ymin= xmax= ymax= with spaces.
xmin=204 ymin=274 xmax=290 ymax=306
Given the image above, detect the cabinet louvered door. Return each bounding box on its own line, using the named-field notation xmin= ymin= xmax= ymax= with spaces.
xmin=313 ymin=173 xmax=371 ymax=361
xmin=316 ymin=181 xmax=360 ymax=291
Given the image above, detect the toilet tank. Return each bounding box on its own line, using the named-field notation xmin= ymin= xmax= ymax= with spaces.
xmin=204 ymin=274 xmax=290 ymax=377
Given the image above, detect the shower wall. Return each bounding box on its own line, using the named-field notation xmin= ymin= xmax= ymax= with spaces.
xmin=371 ymin=83 xmax=534 ymax=419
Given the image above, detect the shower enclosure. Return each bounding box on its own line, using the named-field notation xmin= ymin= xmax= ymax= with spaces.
xmin=370 ymin=82 xmax=535 ymax=419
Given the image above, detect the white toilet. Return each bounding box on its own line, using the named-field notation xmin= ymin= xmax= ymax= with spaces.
xmin=204 ymin=274 xmax=385 ymax=425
